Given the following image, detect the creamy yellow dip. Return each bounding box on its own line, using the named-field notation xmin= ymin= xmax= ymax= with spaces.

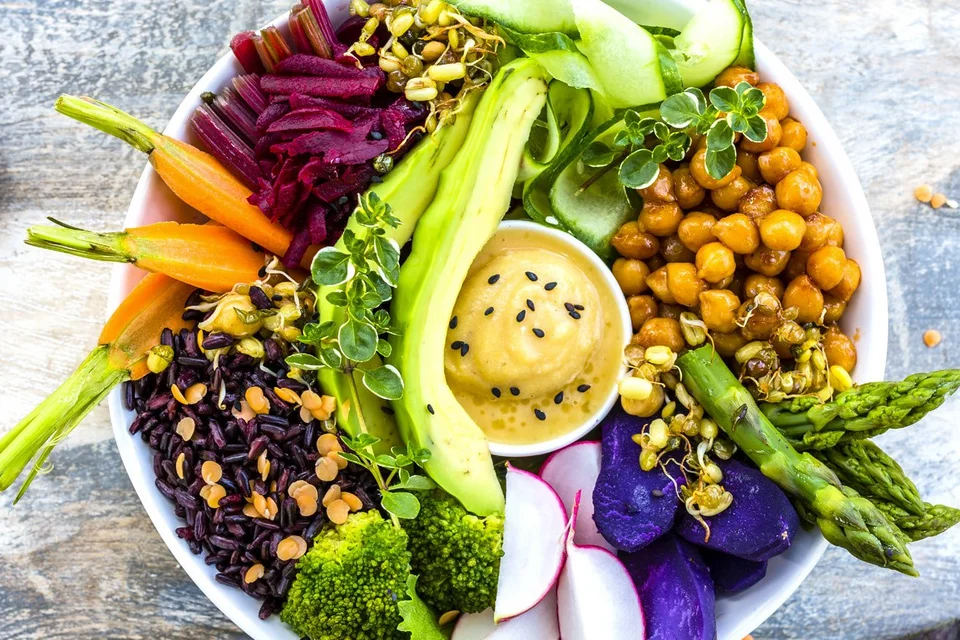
xmin=444 ymin=226 xmax=625 ymax=446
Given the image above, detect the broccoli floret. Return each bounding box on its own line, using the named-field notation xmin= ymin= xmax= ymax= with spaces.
xmin=281 ymin=511 xmax=411 ymax=640
xmin=401 ymin=489 xmax=504 ymax=614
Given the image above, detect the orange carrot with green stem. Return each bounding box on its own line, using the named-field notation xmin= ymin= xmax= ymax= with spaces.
xmin=0 ymin=273 xmax=194 ymax=500
xmin=54 ymin=95 xmax=297 ymax=261
xmin=26 ymin=219 xmax=268 ymax=293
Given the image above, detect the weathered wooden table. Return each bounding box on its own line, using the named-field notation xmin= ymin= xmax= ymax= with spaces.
xmin=1 ymin=1 xmax=958 ymax=638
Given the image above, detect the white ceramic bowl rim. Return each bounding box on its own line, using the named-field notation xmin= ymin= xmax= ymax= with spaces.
xmin=105 ymin=6 xmax=888 ymax=639
xmin=483 ymin=220 xmax=631 ymax=458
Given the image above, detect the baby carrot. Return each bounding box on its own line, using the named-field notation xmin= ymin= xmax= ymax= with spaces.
xmin=26 ymin=219 xmax=266 ymax=294
xmin=0 ymin=273 xmax=194 ymax=500
xmin=54 ymin=95 xmax=295 ymax=260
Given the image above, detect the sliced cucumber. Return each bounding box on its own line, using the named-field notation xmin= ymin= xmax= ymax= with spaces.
xmin=519 ymin=83 xmax=592 ymax=183
xmin=674 ymin=0 xmax=746 ymax=87
xmin=518 ymin=104 xmax=561 ymax=183
xmin=549 ymin=162 xmax=632 ymax=261
xmin=600 ymin=0 xmax=699 ymax=31
xmin=733 ymin=0 xmax=755 ymax=68
xmin=448 ymin=0 xmax=577 ymax=35
xmin=527 ymin=50 xmax=604 ymax=94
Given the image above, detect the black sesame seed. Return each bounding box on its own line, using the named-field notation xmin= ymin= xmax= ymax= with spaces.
xmin=534 ymin=409 xmax=546 ymax=421
xmin=484 ymin=307 xmax=494 ymax=316
xmin=569 ymin=311 xmax=581 ymax=320
xmin=460 ymin=343 xmax=470 ymax=357
xmin=451 ymin=340 xmax=464 ymax=350
xmin=370 ymin=175 xmax=384 ymax=184
xmin=651 ymin=489 xmax=664 ymax=498
xmin=510 ymin=386 xmax=520 ymax=396
xmin=564 ymin=302 xmax=575 ymax=312
xmin=574 ymin=304 xmax=585 ymax=311
xmin=491 ymin=387 xmax=502 ymax=398
xmin=544 ymin=282 xmax=557 ymax=291
xmin=272 ymin=294 xmax=283 ymax=302
xmin=532 ymin=328 xmax=545 ymax=338
xmin=488 ymin=274 xmax=500 ymax=284
xmin=427 ymin=404 xmax=435 ymax=415
xmin=526 ymin=299 xmax=535 ymax=311
xmin=257 ymin=266 xmax=267 ymax=278
xmin=370 ymin=131 xmax=384 ymax=140
xmin=449 ymin=316 xmax=458 ymax=330
xmin=554 ymin=391 xmax=564 ymax=405
xmin=516 ymin=310 xmax=526 ymax=322
xmin=577 ymin=384 xmax=591 ymax=393
xmin=525 ymin=271 xmax=538 ymax=281
xmin=381 ymin=405 xmax=395 ymax=416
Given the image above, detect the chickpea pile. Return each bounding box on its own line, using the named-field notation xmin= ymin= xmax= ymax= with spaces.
xmin=611 ymin=65 xmax=860 ymax=406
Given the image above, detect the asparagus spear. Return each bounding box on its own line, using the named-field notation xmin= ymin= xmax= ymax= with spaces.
xmin=812 ymin=440 xmax=925 ymax=516
xmin=875 ymin=501 xmax=960 ymax=542
xmin=677 ymin=346 xmax=916 ymax=575
xmin=762 ymin=370 xmax=960 ymax=450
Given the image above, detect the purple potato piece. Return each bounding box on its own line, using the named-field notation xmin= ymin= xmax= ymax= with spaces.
xmin=593 ymin=408 xmax=683 ymax=552
xmin=676 ymin=458 xmax=800 ymax=562
xmin=622 ymin=535 xmax=716 ymax=640
xmin=701 ymin=549 xmax=767 ymax=592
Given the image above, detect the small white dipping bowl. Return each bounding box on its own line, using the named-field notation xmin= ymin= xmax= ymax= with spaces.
xmin=483 ymin=220 xmax=632 ymax=459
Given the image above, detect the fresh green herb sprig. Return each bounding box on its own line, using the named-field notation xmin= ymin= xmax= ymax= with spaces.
xmin=288 ymin=192 xmax=404 ymax=401
xmin=339 ymin=433 xmax=436 ymax=521
xmin=586 ymin=81 xmax=767 ymax=190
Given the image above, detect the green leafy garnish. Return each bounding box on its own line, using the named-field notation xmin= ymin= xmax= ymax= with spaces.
xmin=397 ymin=575 xmax=450 ymax=640
xmin=340 ymin=433 xmax=436 ymax=521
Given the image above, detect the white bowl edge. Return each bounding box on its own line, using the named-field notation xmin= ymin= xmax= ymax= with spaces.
xmin=104 ymin=12 xmax=888 ymax=640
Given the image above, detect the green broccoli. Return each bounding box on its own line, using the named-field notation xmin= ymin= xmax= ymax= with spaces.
xmin=401 ymin=489 xmax=504 ymax=614
xmin=280 ymin=510 xmax=412 ymax=640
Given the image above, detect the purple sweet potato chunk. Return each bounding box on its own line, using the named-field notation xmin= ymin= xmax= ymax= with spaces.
xmin=623 ymin=535 xmax=716 ymax=640
xmin=266 ymin=108 xmax=353 ymax=134
xmin=593 ymin=408 xmax=684 ymax=553
xmin=676 ymin=458 xmax=800 ymax=562
xmin=701 ymin=549 xmax=767 ymax=593
xmin=259 ymin=75 xmax=381 ymax=99
xmin=273 ymin=54 xmax=370 ymax=79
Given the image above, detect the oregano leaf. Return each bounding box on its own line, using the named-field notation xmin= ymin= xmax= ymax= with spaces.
xmin=582 ymin=141 xmax=618 ymax=168
xmin=311 ymin=247 xmax=353 ymax=286
xmin=339 ymin=318 xmax=378 ymax=363
xmin=706 ymin=120 xmax=734 ymax=151
xmin=362 ymin=364 xmax=405 ymax=400
xmin=705 ymin=145 xmax=737 ymax=181
xmin=619 ymin=148 xmax=659 ymax=189
xmin=709 ymin=86 xmax=739 ymax=114
xmin=381 ymin=490 xmax=420 ymax=519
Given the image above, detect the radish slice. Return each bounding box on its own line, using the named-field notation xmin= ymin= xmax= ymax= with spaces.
xmin=453 ymin=590 xmax=560 ymax=640
xmin=539 ymin=440 xmax=614 ymax=552
xmin=557 ymin=493 xmax=646 ymax=639
xmin=494 ymin=466 xmax=568 ymax=622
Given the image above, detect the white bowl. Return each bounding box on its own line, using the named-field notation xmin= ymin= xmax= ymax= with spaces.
xmin=106 ymin=4 xmax=888 ymax=638
xmin=484 ymin=220 xmax=632 ymax=459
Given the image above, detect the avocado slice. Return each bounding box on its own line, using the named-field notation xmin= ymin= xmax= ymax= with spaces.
xmin=389 ymin=59 xmax=549 ymax=516
xmin=313 ymin=92 xmax=482 ymax=455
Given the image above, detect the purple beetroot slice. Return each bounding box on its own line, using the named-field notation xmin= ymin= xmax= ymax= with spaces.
xmin=259 ymin=75 xmax=382 ymax=100
xmin=675 ymin=457 xmax=799 ymax=562
xmin=621 ymin=535 xmax=716 ymax=640
xmin=273 ymin=54 xmax=372 ymax=79
xmin=593 ymin=408 xmax=683 ymax=553
xmin=288 ymin=93 xmax=381 ymax=119
xmin=256 ymin=102 xmax=291 ymax=135
xmin=313 ymin=165 xmax=376 ymax=204
xmin=266 ymin=108 xmax=353 ymax=134
xmin=700 ymin=549 xmax=767 ymax=593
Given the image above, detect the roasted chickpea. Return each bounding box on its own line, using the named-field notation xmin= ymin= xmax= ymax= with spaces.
xmin=713 ymin=213 xmax=760 ymax=254
xmin=757 ymin=82 xmax=789 ymax=120
xmin=727 ymin=270 xmax=747 ymax=298
xmin=798 ymin=212 xmax=836 ymax=252
xmin=677 ymin=211 xmax=717 ymax=252
xmin=759 ymin=209 xmax=806 ymax=251
xmin=822 ymin=294 xmax=847 ymax=324
xmin=640 ymin=202 xmax=684 ymax=237
xmin=713 ymin=330 xmax=748 ymax=357
xmin=659 ymin=304 xmax=683 ymax=320
xmin=612 ymin=259 xmax=650 ymax=296
xmin=637 ymin=164 xmax=676 ymax=203
xmin=782 ymin=275 xmax=824 ymax=323
xmin=646 ymin=254 xmax=667 ymax=272
xmin=645 ymin=266 xmax=675 ymax=304
xmin=666 ymin=262 xmax=707 ymax=307
xmin=828 ymin=259 xmax=861 ymax=302
xmin=699 ymin=290 xmax=741 ymax=333
xmin=744 ymin=274 xmax=785 ymax=300
xmin=823 ymin=326 xmax=858 ymax=372
xmin=740 ymin=114 xmax=782 ymax=153
xmin=739 ymin=185 xmax=778 ymax=220
xmin=695 ymin=242 xmax=737 ymax=284
xmin=776 ymin=169 xmax=823 ymax=217
xmin=825 ymin=218 xmax=844 ymax=247
xmin=635 ymin=317 xmax=685 ymax=352
xmin=736 ymin=151 xmax=762 ymax=182
xmin=780 ymin=117 xmax=807 ymax=152
xmin=758 ymin=147 xmax=802 ymax=185
xmin=627 ymin=295 xmax=659 ymax=331
xmin=711 ymin=176 xmax=754 ymax=212
xmin=806 ymin=246 xmax=847 ymax=290
xmin=783 ymin=251 xmax=810 ymax=282
xmin=690 ymin=147 xmax=742 ymax=190
xmin=738 ymin=301 xmax=781 ymax=340
xmin=715 ymin=66 xmax=760 ymax=88
xmin=744 ymin=245 xmax=791 ymax=276
xmin=660 ymin=234 xmax=696 ymax=263
xmin=673 ymin=165 xmax=706 ymax=210
xmin=612 ymin=221 xmax=660 ymax=259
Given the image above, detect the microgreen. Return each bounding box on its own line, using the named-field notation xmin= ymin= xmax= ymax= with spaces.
xmin=340 ymin=433 xmax=436 ymax=520
xmin=586 ymin=81 xmax=767 ymax=190
xmin=290 ymin=191 xmax=404 ymax=401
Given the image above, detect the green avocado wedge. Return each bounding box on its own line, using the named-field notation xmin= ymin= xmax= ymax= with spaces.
xmin=315 ymin=92 xmax=481 ymax=454
xmin=389 ymin=59 xmax=549 ymax=516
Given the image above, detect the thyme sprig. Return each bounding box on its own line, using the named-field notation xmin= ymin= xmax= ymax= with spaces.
xmin=339 ymin=433 xmax=435 ymax=521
